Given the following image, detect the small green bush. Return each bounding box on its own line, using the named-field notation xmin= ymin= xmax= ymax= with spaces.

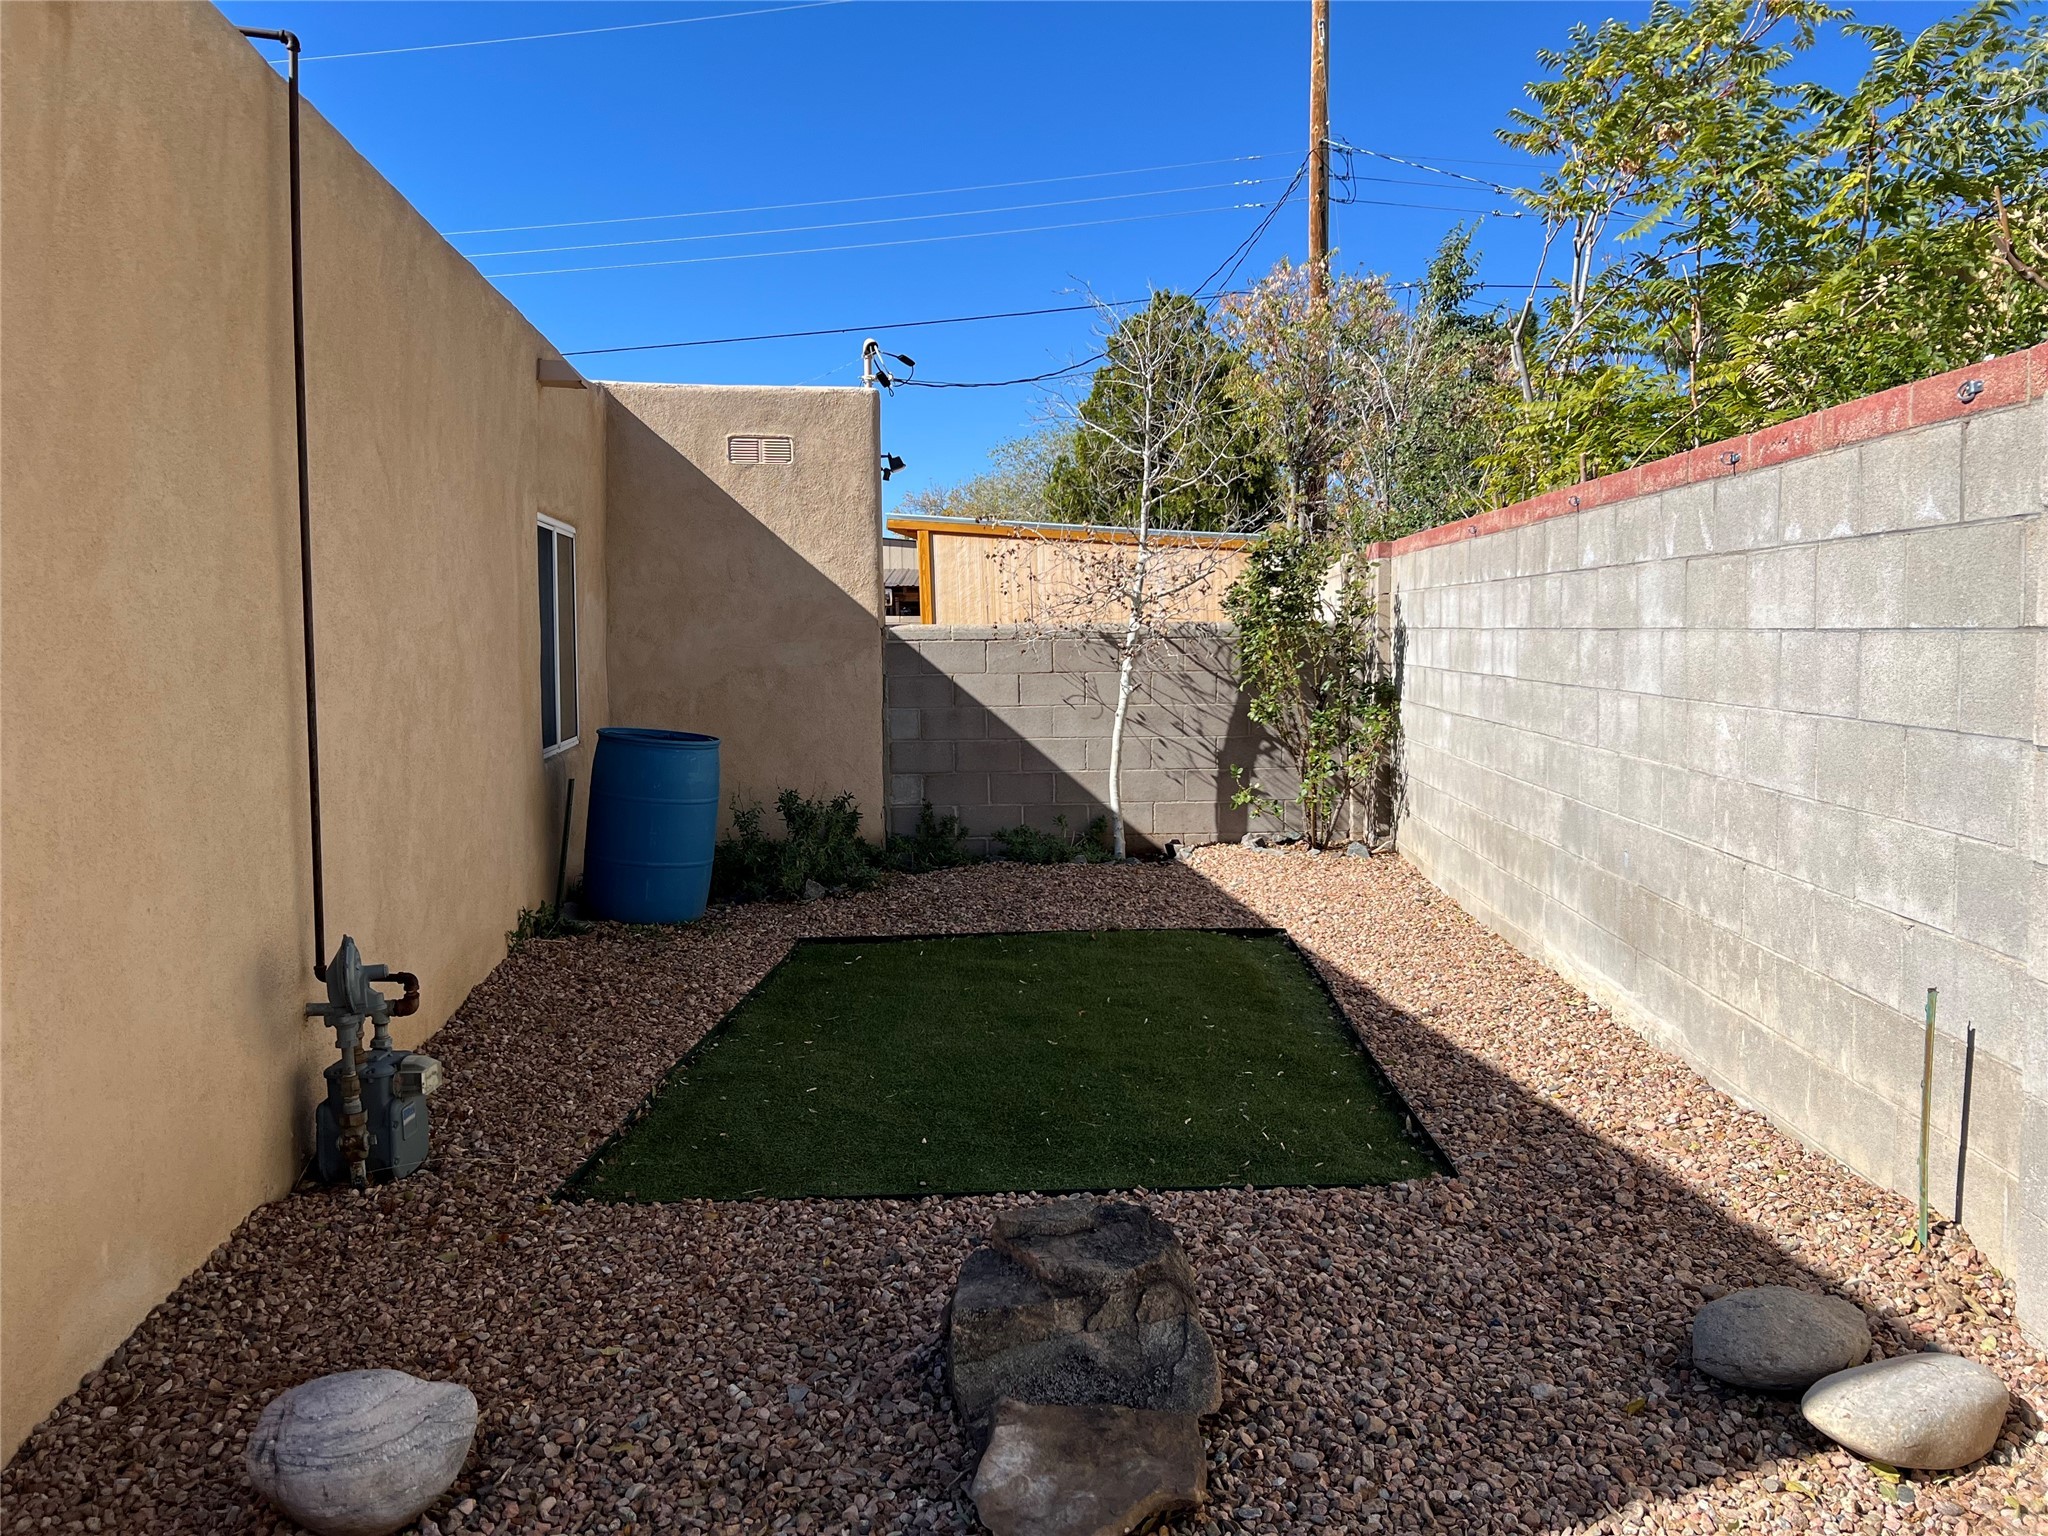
xmin=506 ymin=901 xmax=590 ymax=952
xmin=882 ymin=802 xmax=975 ymax=874
xmin=713 ymin=790 xmax=882 ymax=903
xmin=992 ymin=814 xmax=1113 ymax=864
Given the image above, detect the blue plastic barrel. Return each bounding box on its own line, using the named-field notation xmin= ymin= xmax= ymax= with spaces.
xmin=583 ymin=728 xmax=720 ymax=923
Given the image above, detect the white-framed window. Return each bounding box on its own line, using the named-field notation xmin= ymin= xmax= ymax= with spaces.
xmin=537 ymin=515 xmax=579 ymax=757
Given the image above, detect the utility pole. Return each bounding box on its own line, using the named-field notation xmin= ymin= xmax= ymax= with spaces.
xmin=1308 ymin=0 xmax=1330 ymax=300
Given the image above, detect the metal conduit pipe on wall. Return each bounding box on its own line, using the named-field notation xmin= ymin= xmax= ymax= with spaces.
xmin=238 ymin=25 xmax=328 ymax=981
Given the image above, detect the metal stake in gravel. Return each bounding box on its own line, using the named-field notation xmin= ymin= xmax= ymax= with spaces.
xmin=1917 ymin=987 xmax=1937 ymax=1252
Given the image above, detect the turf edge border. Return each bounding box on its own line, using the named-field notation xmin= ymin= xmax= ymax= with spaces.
xmin=553 ymin=925 xmax=1454 ymax=1205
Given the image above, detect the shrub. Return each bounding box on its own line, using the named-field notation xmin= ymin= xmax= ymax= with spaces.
xmin=712 ymin=790 xmax=881 ymax=903
xmin=882 ymin=802 xmax=975 ymax=874
xmin=506 ymin=901 xmax=590 ymax=952
xmin=1225 ymin=526 xmax=1398 ymax=848
xmin=992 ymin=814 xmax=1113 ymax=864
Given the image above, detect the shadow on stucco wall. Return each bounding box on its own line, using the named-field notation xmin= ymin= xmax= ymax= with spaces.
xmin=603 ymin=389 xmax=887 ymax=834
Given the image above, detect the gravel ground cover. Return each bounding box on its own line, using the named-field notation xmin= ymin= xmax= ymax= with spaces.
xmin=571 ymin=929 xmax=1442 ymax=1201
xmin=4 ymin=850 xmax=2044 ymax=1536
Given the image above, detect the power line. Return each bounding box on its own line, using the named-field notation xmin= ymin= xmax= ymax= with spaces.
xmin=565 ymin=303 xmax=1105 ymax=357
xmin=1348 ymin=170 xmax=1531 ymax=194
xmin=443 ymin=143 xmax=1523 ymax=241
xmin=1330 ymin=138 xmax=1528 ymax=198
xmin=1196 ymin=157 xmax=1309 ymax=294
xmin=446 ymin=153 xmax=1281 ymax=237
xmin=1341 ymin=194 xmax=1525 ymax=218
xmin=562 ymin=276 xmax=1533 ymax=359
xmin=472 ymin=179 xmax=1513 ymax=276
xmin=465 ymin=178 xmax=1279 ymax=259
xmin=901 ymin=354 xmax=1107 ymax=390
xmin=566 ymin=296 xmax=1232 ymax=358
xmin=297 ymin=1 xmax=848 ymax=62
xmin=482 ymin=202 xmax=1271 ymax=279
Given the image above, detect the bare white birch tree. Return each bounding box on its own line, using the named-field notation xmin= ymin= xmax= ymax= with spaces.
xmin=990 ymin=291 xmax=1274 ymax=859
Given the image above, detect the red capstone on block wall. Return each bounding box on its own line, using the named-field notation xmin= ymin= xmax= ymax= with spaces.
xmin=1366 ymin=342 xmax=2048 ymax=562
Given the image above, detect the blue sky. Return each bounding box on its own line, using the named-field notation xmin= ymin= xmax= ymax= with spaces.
xmin=215 ymin=0 xmax=1966 ymax=513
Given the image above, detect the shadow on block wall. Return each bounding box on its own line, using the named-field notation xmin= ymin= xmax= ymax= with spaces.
xmin=1162 ymin=851 xmax=2043 ymax=1531
xmin=1374 ymin=599 xmax=1413 ymax=849
xmin=882 ymin=625 xmax=1300 ymax=854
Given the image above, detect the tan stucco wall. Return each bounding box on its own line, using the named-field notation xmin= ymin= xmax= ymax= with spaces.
xmin=603 ymin=384 xmax=886 ymax=832
xmin=1 ymin=2 xmax=608 ymax=1455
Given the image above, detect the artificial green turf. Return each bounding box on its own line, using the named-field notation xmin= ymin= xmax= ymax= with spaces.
xmin=570 ymin=929 xmax=1445 ymax=1201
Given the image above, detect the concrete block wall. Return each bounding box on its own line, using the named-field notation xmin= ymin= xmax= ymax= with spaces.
xmin=884 ymin=625 xmax=1295 ymax=854
xmin=1378 ymin=349 xmax=2048 ymax=1338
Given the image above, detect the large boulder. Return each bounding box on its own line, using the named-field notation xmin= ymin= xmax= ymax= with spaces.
xmin=1801 ymin=1352 xmax=2010 ymax=1470
xmin=1691 ymin=1285 xmax=1871 ymax=1391
xmin=970 ymin=1399 xmax=1206 ymax=1536
xmin=245 ymin=1369 xmax=478 ymax=1536
xmin=947 ymin=1198 xmax=1220 ymax=1448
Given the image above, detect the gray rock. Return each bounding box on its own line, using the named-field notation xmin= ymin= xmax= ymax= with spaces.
xmin=1346 ymin=841 xmax=1372 ymax=859
xmin=800 ymin=878 xmax=826 ymax=902
xmin=246 ymin=1370 xmax=477 ymax=1536
xmin=947 ymin=1198 xmax=1220 ymax=1447
xmin=970 ymin=1399 xmax=1205 ymax=1536
xmin=1691 ymin=1285 xmax=1871 ymax=1391
xmin=1801 ymin=1352 xmax=2010 ymax=1470
xmin=1239 ymin=833 xmax=1270 ymax=849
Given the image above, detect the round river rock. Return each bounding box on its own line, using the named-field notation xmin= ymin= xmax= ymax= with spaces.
xmin=245 ymin=1368 xmax=478 ymax=1536
xmin=1801 ymin=1352 xmax=2010 ymax=1470
xmin=1691 ymin=1284 xmax=1870 ymax=1391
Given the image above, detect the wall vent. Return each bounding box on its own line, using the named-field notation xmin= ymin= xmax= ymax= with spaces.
xmin=727 ymin=434 xmax=794 ymax=466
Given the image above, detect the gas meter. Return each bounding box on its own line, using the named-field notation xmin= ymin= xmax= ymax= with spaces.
xmin=306 ymin=936 xmax=441 ymax=1187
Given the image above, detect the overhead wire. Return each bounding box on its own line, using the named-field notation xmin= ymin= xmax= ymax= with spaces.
xmin=900 ymin=354 xmax=1107 ymax=390
xmin=1195 ymin=155 xmax=1309 ymax=295
xmin=298 ymin=1 xmax=848 ymax=62
xmin=1329 ymin=138 xmax=1529 ymax=197
xmin=446 ymin=153 xmax=1282 ymax=237
xmin=490 ymin=118 xmax=1536 ymax=381
xmin=564 ymin=291 xmax=1251 ymax=358
xmin=481 ymin=202 xmax=1272 ymax=278
xmin=877 ymin=150 xmax=1531 ymax=392
xmin=478 ymin=183 xmax=1511 ymax=277
xmin=247 ymin=6 xmax=1562 ymax=394
xmin=893 ymin=158 xmax=1307 ymax=393
xmin=1334 ymin=194 xmax=1519 ymax=217
xmin=465 ymin=178 xmax=1281 ymax=259
xmin=568 ymin=303 xmax=1107 ymax=357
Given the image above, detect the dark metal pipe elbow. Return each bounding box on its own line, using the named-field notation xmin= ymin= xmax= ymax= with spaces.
xmin=386 ymin=972 xmax=422 ymax=1017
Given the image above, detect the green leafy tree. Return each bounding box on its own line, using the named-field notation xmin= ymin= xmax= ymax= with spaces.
xmin=1222 ymin=235 xmax=1513 ymax=545
xmin=1044 ymin=292 xmax=1275 ymax=530
xmin=1492 ymin=0 xmax=2048 ymax=496
xmin=1737 ymin=1 xmax=2048 ymax=411
xmin=1223 ymin=526 xmax=1397 ymax=849
xmin=1357 ymin=230 xmax=1517 ymax=542
xmin=1219 ymin=257 xmax=1397 ymax=537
